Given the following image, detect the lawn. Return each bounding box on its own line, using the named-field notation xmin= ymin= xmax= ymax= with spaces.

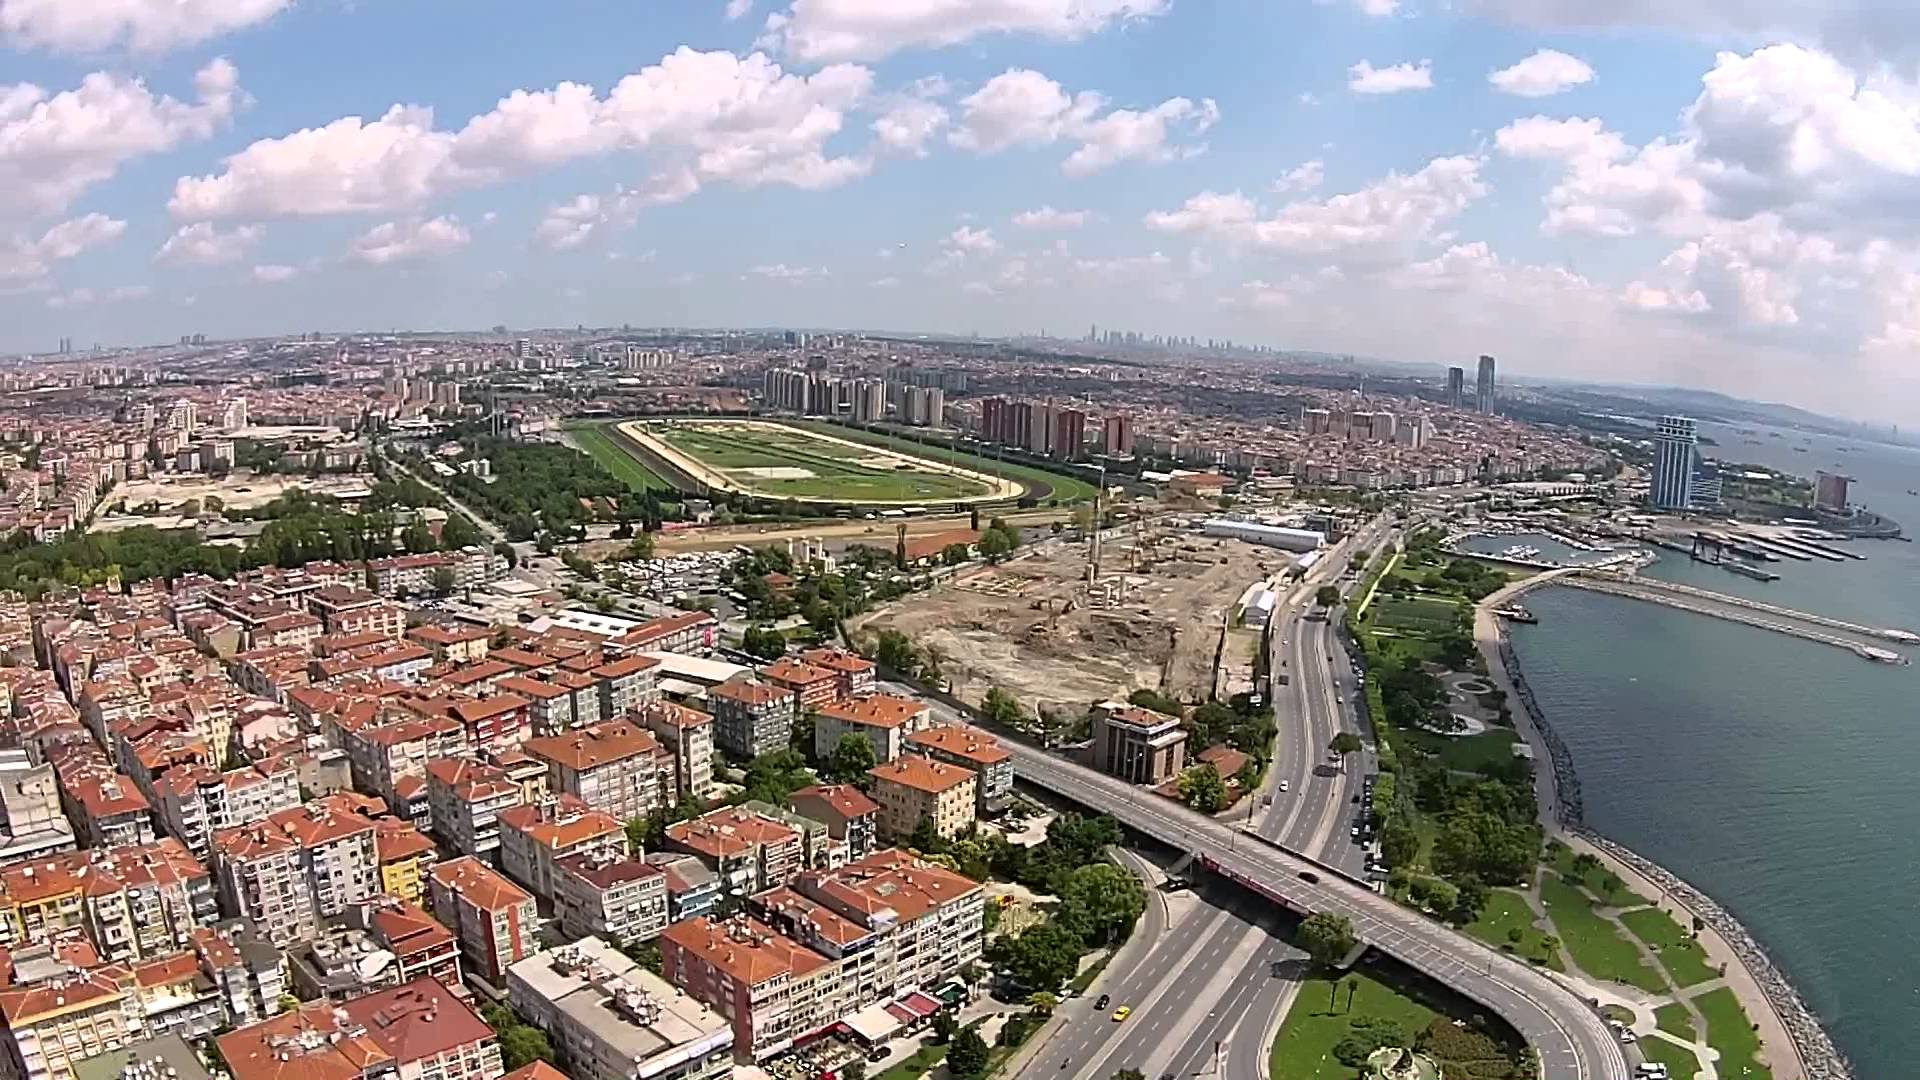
xmin=1546 ymin=844 xmax=1651 ymax=908
xmin=1639 ymin=1033 xmax=1704 ymax=1080
xmin=875 ymin=1044 xmax=947 ymax=1080
xmin=566 ymin=423 xmax=674 ymax=493
xmin=1270 ymin=968 xmax=1438 ymax=1080
xmin=1692 ymin=987 xmax=1773 ymax=1080
xmin=790 ymin=420 xmax=1101 ymax=503
xmin=1374 ymin=594 xmax=1464 ymax=634
xmin=1463 ymin=889 xmax=1563 ymax=969
xmin=1539 ymin=875 xmax=1666 ymax=993
xmin=1620 ymin=907 xmax=1720 ymax=987
xmin=1398 ymin=728 xmax=1523 ymax=773
xmin=1655 ymin=1004 xmax=1697 ymax=1042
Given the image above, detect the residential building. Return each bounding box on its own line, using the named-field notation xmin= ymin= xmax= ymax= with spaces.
xmin=794 ymin=648 xmax=875 ymax=699
xmin=904 ymin=725 xmax=1012 ymax=814
xmin=665 ymin=808 xmax=802 ymax=897
xmin=263 ymin=798 xmax=381 ymax=917
xmin=646 ymin=853 xmax=719 ymax=924
xmin=1445 ymin=365 xmax=1465 ymax=409
xmin=593 ymin=656 xmax=659 ymax=721
xmin=373 ymin=817 xmax=438 ymax=907
xmin=428 ymin=856 xmax=537 ymax=986
xmin=867 ymin=757 xmax=976 ymax=842
xmin=758 ymin=659 xmax=838 ymax=711
xmin=769 ymin=848 xmax=984 ymax=1000
xmin=0 ymin=965 xmax=143 ymax=1080
xmin=811 ymin=693 xmax=931 ymax=764
xmin=426 ymin=758 xmax=524 ymax=861
xmin=0 ymin=839 xmax=216 ymax=964
xmin=524 ymin=721 xmax=666 ymax=824
xmin=551 ymin=850 xmax=669 ymax=946
xmin=1090 ymin=703 xmax=1188 ymax=786
xmin=659 ymin=917 xmax=842 ymax=1062
xmin=498 ymin=796 xmax=625 ymax=901
xmin=210 ymin=822 xmax=314 ymax=947
xmin=407 ymin=624 xmax=492 ymax=665
xmin=0 ymin=751 xmax=75 ymax=864
xmin=507 ymin=937 xmax=731 ymax=1080
xmin=219 ymin=979 xmax=501 ymax=1080
xmin=707 ymin=678 xmax=795 ymax=759
xmin=635 ymin=701 xmax=714 ymax=803
xmin=786 ymin=785 xmax=879 ymax=860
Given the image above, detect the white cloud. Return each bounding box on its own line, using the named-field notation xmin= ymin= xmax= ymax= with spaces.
xmin=252 ymin=263 xmax=297 ymax=282
xmin=1 ymin=59 xmax=241 ymax=221
xmin=761 ymin=0 xmax=1168 ymax=64
xmin=0 ymin=213 xmax=126 ymax=283
xmin=1147 ymin=156 xmax=1486 ymax=261
xmin=1348 ymin=60 xmax=1433 ymax=94
xmin=949 ymin=68 xmax=1216 ymax=174
xmin=1464 ymin=0 xmax=1920 ymax=66
xmin=872 ymin=98 xmax=948 ymax=157
xmin=750 ymin=263 xmax=828 ymax=280
xmin=171 ymin=48 xmax=874 ymax=221
xmin=725 ymin=0 xmax=754 ymax=19
xmin=1489 ymin=49 xmax=1595 ymax=97
xmin=1012 ymin=206 xmax=1089 ymax=229
xmin=532 ymin=179 xmax=695 ymax=251
xmin=155 ymin=222 xmax=261 ymax=266
xmin=946 ymin=225 xmax=999 ymax=254
xmin=0 ymin=0 xmax=288 ymax=54
xmin=1353 ymin=0 xmax=1399 ymax=13
xmin=1274 ymin=159 xmax=1325 ymax=193
xmin=348 ymin=216 xmax=471 ymax=264
xmin=45 ymin=287 xmax=91 ymax=309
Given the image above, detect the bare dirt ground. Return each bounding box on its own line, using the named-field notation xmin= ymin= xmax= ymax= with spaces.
xmin=643 ymin=508 xmax=1073 ymax=556
xmin=853 ymin=529 xmax=1285 ymax=718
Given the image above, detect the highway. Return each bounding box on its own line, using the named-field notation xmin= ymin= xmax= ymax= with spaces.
xmin=1007 ymin=739 xmax=1628 ymax=1080
xmin=1022 ymin=519 xmax=1396 ymax=1080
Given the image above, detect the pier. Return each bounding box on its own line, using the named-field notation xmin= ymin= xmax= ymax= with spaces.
xmin=1562 ymin=572 xmax=1912 ymax=662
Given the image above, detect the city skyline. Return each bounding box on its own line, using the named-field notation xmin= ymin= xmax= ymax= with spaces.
xmin=8 ymin=2 xmax=1920 ymax=422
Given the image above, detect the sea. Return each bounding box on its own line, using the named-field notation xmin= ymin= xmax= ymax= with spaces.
xmin=1501 ymin=422 xmax=1920 ymax=1080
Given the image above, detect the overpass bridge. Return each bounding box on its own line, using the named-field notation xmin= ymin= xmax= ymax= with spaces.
xmin=1007 ymin=741 xmax=1629 ymax=1080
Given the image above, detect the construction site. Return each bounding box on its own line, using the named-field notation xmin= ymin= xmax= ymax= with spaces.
xmin=853 ymin=514 xmax=1288 ymax=719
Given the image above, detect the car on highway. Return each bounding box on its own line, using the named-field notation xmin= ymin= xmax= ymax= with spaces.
xmin=1298 ymin=870 xmax=1319 ymax=884
xmin=1095 ymin=994 xmax=1110 ymax=1010
xmin=1111 ymin=1006 xmax=1131 ymax=1022
xmin=1278 ymin=779 xmax=1289 ymax=792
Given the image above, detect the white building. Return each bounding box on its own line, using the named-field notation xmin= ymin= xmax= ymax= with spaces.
xmin=507 ymin=937 xmax=732 ymax=1080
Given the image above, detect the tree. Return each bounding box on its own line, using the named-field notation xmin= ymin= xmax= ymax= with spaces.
xmin=628 ymin=532 xmax=656 ymax=560
xmin=493 ymin=540 xmax=518 ymax=568
xmin=841 ymin=1062 xmax=867 ymax=1080
xmin=742 ymin=624 xmax=786 ymax=660
xmin=941 ymin=542 xmax=971 ymax=566
xmin=1316 ymin=584 xmax=1341 ymax=607
xmin=909 ymin=814 xmax=946 ymax=855
xmin=1177 ymin=763 xmax=1230 ymax=813
xmin=981 ymin=686 xmax=1028 ymax=729
xmin=1298 ymin=911 xmax=1358 ymax=968
xmin=402 ymin=520 xmax=437 ymax=554
xmin=1329 ymin=731 xmax=1363 ymax=756
xmin=978 ymin=528 xmax=1015 ymax=562
xmin=931 ymin=1009 xmax=958 ymax=1044
xmin=1056 ymin=863 xmax=1146 ymax=947
xmin=947 ymin=1027 xmax=990 ymax=1079
xmin=429 ymin=565 xmax=456 ymax=597
xmin=827 ymin=732 xmax=877 ymax=784
xmin=1025 ymin=991 xmax=1058 ymax=1016
xmin=1380 ymin=822 xmax=1419 ymax=869
xmin=1002 ymin=920 xmax=1083 ymax=990
xmin=873 ymin=629 xmax=921 ymax=676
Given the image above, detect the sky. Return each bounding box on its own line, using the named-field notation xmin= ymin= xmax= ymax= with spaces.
xmin=6 ymin=1 xmax=1920 ymax=421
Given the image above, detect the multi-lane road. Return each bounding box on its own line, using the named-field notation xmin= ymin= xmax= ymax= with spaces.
xmin=1009 ymin=518 xmax=1626 ymax=1080
xmin=1021 ymin=519 xmax=1394 ymax=1080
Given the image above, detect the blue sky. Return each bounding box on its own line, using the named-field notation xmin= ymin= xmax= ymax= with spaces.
xmin=7 ymin=0 xmax=1920 ymax=420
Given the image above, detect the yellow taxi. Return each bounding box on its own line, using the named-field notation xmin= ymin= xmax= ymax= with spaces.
xmin=1111 ymin=1005 xmax=1131 ymax=1022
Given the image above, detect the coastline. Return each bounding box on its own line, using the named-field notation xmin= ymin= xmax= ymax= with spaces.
xmin=1472 ymin=577 xmax=1852 ymax=1080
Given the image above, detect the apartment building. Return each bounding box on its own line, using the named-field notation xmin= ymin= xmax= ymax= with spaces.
xmin=812 ymin=693 xmax=931 ymax=764
xmin=373 ymin=816 xmax=439 ymax=907
xmin=498 ymin=796 xmax=625 ymax=901
xmin=0 ymin=838 xmax=216 ymax=963
xmin=593 ymin=655 xmax=659 ymax=721
xmin=0 ymin=965 xmax=144 ymax=1080
xmin=665 ymin=807 xmax=804 ymax=897
xmin=758 ymin=658 xmax=838 ymax=711
xmin=708 ymin=678 xmax=795 ymax=759
xmin=407 ymin=623 xmax=492 ymax=664
xmin=524 ymin=720 xmax=666 ymax=824
xmin=306 ymin=586 xmax=407 ymax=639
xmin=265 ymin=798 xmax=381 ymax=917
xmin=867 ymin=757 xmax=977 ymax=842
xmin=800 ymin=849 xmax=985 ymax=997
xmin=0 ymin=751 xmax=74 ymax=865
xmin=796 ymin=647 xmax=875 ymax=699
xmin=659 ymin=916 xmax=843 ymax=1062
xmin=344 ymin=714 xmax=470 ymax=822
xmin=211 ymin=822 xmax=314 ymax=947
xmin=507 ymin=937 xmax=732 ymax=1080
xmin=610 ymin=611 xmax=715 ymax=656
xmin=635 ymin=700 xmax=715 ymax=803
xmin=150 ymin=758 xmax=302 ymax=864
xmin=220 ymin=979 xmax=502 ymax=1080
xmin=785 ymin=785 xmax=880 ymax=861
xmin=497 ymin=675 xmax=576 ymax=736
xmin=425 ymin=757 xmax=523 ymax=862
xmin=904 ymin=725 xmax=1014 ymax=814
xmin=428 ymin=856 xmax=537 ymax=986
xmin=551 ymin=849 xmax=669 ymax=946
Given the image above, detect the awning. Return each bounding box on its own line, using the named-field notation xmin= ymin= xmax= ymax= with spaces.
xmin=901 ymin=992 xmax=943 ymax=1017
xmin=845 ymin=1003 xmax=905 ymax=1043
xmin=932 ymin=982 xmax=967 ymax=1005
xmin=885 ymin=1003 xmax=918 ymax=1026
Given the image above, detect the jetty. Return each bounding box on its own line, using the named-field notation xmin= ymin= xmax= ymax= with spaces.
xmin=1562 ymin=572 xmax=1912 ymax=663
